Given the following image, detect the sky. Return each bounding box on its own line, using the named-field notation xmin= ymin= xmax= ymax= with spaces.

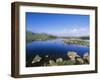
xmin=26 ymin=12 xmax=90 ymax=37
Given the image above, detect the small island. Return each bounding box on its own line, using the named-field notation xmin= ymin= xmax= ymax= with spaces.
xmin=63 ymin=39 xmax=89 ymax=46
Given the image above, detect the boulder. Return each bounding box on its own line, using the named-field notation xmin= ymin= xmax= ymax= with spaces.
xmin=67 ymin=51 xmax=78 ymax=61
xmin=32 ymin=55 xmax=42 ymax=64
xmin=56 ymin=58 xmax=63 ymax=63
xmin=45 ymin=55 xmax=49 ymax=58
xmin=83 ymin=52 xmax=89 ymax=62
xmin=49 ymin=60 xmax=57 ymax=66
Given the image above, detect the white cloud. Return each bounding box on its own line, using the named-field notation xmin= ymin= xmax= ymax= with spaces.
xmin=55 ymin=27 xmax=89 ymax=37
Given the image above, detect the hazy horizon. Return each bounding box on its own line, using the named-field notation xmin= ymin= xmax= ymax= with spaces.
xmin=26 ymin=12 xmax=90 ymax=37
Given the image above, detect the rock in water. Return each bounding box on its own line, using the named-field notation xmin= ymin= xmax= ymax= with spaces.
xmin=32 ymin=55 xmax=42 ymax=64
xmin=45 ymin=55 xmax=49 ymax=58
xmin=83 ymin=52 xmax=89 ymax=62
xmin=67 ymin=51 xmax=78 ymax=61
xmin=56 ymin=58 xmax=63 ymax=63
xmin=49 ymin=60 xmax=57 ymax=66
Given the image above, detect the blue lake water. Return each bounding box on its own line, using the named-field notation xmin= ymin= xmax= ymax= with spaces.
xmin=26 ymin=39 xmax=89 ymax=59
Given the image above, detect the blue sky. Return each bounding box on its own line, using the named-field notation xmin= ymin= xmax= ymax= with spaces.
xmin=26 ymin=12 xmax=90 ymax=37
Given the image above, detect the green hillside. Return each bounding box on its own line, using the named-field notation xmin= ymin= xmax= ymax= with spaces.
xmin=26 ymin=31 xmax=57 ymax=41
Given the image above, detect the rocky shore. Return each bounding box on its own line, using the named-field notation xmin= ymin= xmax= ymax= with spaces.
xmin=26 ymin=51 xmax=89 ymax=67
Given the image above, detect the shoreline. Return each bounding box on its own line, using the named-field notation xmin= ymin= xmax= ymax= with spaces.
xmin=26 ymin=51 xmax=89 ymax=67
xmin=27 ymin=38 xmax=89 ymax=46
